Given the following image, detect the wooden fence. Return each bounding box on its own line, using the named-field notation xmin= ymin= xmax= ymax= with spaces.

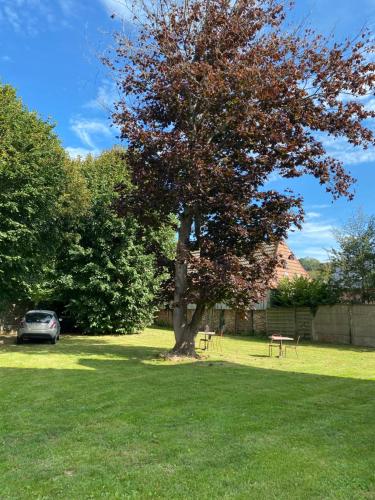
xmin=155 ymin=304 xmax=375 ymax=347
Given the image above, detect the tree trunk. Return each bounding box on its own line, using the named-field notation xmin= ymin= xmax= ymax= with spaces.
xmin=171 ymin=211 xmax=205 ymax=356
xmin=172 ymin=302 xmax=206 ymax=356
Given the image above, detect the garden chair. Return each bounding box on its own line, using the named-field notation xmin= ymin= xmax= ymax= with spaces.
xmin=285 ymin=336 xmax=301 ymax=357
xmin=198 ymin=335 xmax=210 ymax=350
xmin=268 ymin=334 xmax=283 ymax=357
xmin=198 ymin=325 xmax=214 ymax=351
xmin=213 ymin=326 xmax=225 ymax=353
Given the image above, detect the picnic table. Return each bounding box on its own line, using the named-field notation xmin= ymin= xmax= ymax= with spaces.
xmin=269 ymin=335 xmax=294 ymax=358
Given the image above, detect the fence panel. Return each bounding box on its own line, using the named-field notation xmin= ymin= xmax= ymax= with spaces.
xmin=312 ymin=305 xmax=351 ymax=344
xmin=351 ymin=305 xmax=375 ymax=347
xmin=155 ymin=304 xmax=375 ymax=347
xmin=266 ymin=308 xmax=296 ymax=337
xmin=295 ymin=308 xmax=313 ymax=339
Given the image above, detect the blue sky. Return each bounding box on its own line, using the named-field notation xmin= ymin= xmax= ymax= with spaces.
xmin=0 ymin=0 xmax=374 ymax=261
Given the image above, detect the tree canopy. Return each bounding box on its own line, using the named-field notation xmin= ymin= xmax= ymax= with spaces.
xmin=0 ymin=87 xmax=172 ymax=333
xmin=299 ymin=257 xmax=330 ymax=280
xmin=0 ymin=84 xmax=66 ymax=310
xmin=108 ymin=0 xmax=375 ymax=355
xmin=330 ymin=210 xmax=375 ymax=303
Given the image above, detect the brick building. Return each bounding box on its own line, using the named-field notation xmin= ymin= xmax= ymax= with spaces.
xmin=156 ymin=240 xmax=309 ymax=333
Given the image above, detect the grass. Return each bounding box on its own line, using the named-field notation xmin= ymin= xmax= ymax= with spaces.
xmin=0 ymin=328 xmax=374 ymax=499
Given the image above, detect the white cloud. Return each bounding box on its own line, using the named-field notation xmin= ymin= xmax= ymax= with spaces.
xmin=65 ymin=147 xmax=100 ymax=159
xmin=58 ymin=0 xmax=74 ymax=16
xmin=1 ymin=4 xmax=21 ymax=32
xmin=295 ymin=246 xmax=331 ymax=261
xmin=305 ymin=211 xmax=321 ymax=219
xmin=321 ymin=135 xmax=375 ymax=166
xmin=308 ymin=204 xmax=330 ymax=210
xmin=338 ymin=91 xmax=375 ymax=119
xmin=0 ymin=55 xmax=12 ymax=62
xmin=364 ymin=98 xmax=375 ymax=112
xmin=295 ymin=221 xmax=334 ymax=242
xmin=85 ymin=80 xmax=118 ymax=112
xmin=70 ymin=118 xmax=112 ymax=149
xmin=287 ymin=214 xmax=337 ymax=262
xmin=99 ymin=0 xmax=151 ymax=24
xmin=99 ymin=0 xmax=130 ymax=18
xmin=265 ymin=171 xmax=281 ymax=183
xmin=0 ymin=0 xmax=74 ymax=34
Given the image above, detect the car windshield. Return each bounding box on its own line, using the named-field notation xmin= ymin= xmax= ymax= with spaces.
xmin=25 ymin=312 xmax=53 ymax=324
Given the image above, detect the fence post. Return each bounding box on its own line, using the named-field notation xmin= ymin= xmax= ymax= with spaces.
xmin=348 ymin=305 xmax=353 ymax=345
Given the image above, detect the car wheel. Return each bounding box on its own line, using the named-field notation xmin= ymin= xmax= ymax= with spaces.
xmin=16 ymin=337 xmax=23 ymax=345
xmin=51 ymin=336 xmax=57 ymax=345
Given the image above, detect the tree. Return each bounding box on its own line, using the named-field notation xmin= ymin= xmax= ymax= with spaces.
xmin=330 ymin=210 xmax=375 ymax=303
xmin=108 ymin=0 xmax=375 ymax=355
xmin=271 ymin=276 xmax=338 ymax=310
xmin=0 ymin=84 xmax=66 ymax=311
xmin=299 ymin=257 xmax=330 ymax=280
xmin=55 ymin=149 xmax=172 ymax=333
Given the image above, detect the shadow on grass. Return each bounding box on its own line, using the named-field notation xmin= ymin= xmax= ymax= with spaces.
xmin=248 ymin=354 xmax=271 ymax=358
xmin=0 ymin=333 xmax=166 ymax=362
xmin=1 ymin=336 xmax=375 ymax=498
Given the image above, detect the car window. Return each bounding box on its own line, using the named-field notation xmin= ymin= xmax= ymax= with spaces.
xmin=25 ymin=313 xmax=52 ymax=323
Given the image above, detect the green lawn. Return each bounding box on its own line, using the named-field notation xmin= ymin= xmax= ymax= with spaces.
xmin=0 ymin=328 xmax=374 ymax=499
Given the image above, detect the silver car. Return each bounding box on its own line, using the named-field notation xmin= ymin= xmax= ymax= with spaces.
xmin=17 ymin=310 xmax=61 ymax=344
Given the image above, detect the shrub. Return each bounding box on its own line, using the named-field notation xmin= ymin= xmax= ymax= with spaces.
xmin=271 ymin=276 xmax=338 ymax=311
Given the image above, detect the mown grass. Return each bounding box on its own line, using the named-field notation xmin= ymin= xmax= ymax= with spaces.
xmin=0 ymin=328 xmax=374 ymax=499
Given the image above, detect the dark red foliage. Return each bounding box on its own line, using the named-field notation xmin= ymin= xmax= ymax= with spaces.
xmin=107 ymin=0 xmax=375 ymax=353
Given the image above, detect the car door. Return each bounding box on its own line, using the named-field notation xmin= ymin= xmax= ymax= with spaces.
xmin=55 ymin=313 xmax=61 ymax=335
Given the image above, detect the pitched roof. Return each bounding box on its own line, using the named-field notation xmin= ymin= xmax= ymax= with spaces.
xmin=190 ymin=240 xmax=309 ymax=288
xmin=271 ymin=241 xmax=309 ymax=287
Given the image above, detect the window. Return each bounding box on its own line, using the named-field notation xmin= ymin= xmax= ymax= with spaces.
xmin=25 ymin=312 xmax=52 ymax=324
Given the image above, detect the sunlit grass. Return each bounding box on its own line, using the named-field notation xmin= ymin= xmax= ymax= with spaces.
xmin=0 ymin=328 xmax=374 ymax=499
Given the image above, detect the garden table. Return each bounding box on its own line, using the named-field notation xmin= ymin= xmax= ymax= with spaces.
xmin=269 ymin=335 xmax=294 ymax=358
xmin=198 ymin=331 xmax=216 ymax=351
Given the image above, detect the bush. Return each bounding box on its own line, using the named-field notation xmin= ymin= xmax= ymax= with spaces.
xmin=54 ymin=149 xmax=172 ymax=334
xmin=271 ymin=276 xmax=338 ymax=310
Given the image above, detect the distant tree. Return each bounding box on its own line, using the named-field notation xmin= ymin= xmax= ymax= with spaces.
xmin=299 ymin=257 xmax=330 ymax=280
xmin=330 ymin=210 xmax=375 ymax=303
xmin=0 ymin=84 xmax=66 ymax=311
xmin=55 ymin=149 xmax=173 ymax=333
xmin=271 ymin=276 xmax=338 ymax=310
xmin=108 ymin=0 xmax=375 ymax=355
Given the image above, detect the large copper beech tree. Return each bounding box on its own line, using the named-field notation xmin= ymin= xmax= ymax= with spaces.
xmin=108 ymin=0 xmax=375 ymax=356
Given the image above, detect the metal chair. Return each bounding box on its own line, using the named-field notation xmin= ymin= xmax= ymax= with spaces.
xmin=198 ymin=334 xmax=210 ymax=350
xmin=268 ymin=334 xmax=284 ymax=357
xmin=198 ymin=326 xmax=214 ymax=351
xmin=285 ymin=336 xmax=301 ymax=357
xmin=213 ymin=327 xmax=224 ymax=353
